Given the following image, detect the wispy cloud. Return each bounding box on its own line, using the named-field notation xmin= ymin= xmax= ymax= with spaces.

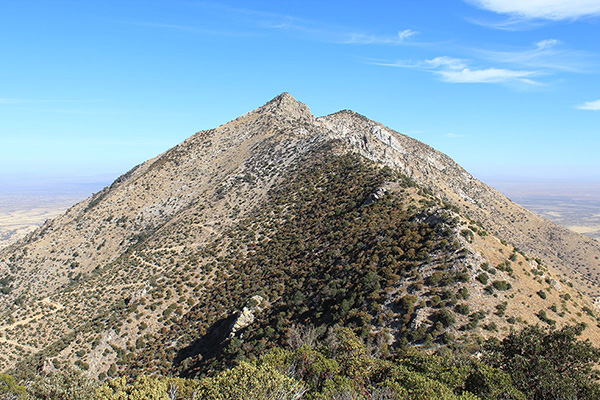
xmin=398 ymin=29 xmax=418 ymax=40
xmin=0 ymin=98 xmax=103 ymax=105
xmin=381 ymin=39 xmax=595 ymax=86
xmin=205 ymin=3 xmax=421 ymax=45
xmin=465 ymin=0 xmax=600 ymax=20
xmin=373 ymin=56 xmax=541 ymax=85
xmin=439 ymin=68 xmax=539 ymax=84
xmin=466 ymin=16 xmax=547 ymax=31
xmin=259 ymin=14 xmax=419 ymax=46
xmin=116 ymin=20 xmax=249 ymax=37
xmin=576 ymin=99 xmax=600 ymax=110
xmin=121 ymin=3 xmax=420 ymax=47
xmin=478 ymin=39 xmax=595 ymax=72
xmin=445 ymin=133 xmax=467 ymax=138
xmin=344 ymin=29 xmax=418 ymax=45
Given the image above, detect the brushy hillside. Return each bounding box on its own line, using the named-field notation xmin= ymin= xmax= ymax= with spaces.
xmin=2 ymin=94 xmax=600 ymax=399
xmin=8 ymin=152 xmax=600 ymax=384
xmin=4 ymin=324 xmax=600 ymax=399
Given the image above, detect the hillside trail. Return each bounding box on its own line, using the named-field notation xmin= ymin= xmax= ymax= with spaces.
xmin=0 ymin=297 xmax=64 ymax=352
xmin=0 ymin=297 xmax=64 ymax=333
xmin=0 ymin=337 xmax=37 ymax=352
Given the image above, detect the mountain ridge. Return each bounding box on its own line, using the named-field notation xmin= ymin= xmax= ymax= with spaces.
xmin=1 ymin=93 xmax=600 ymax=379
xmin=3 ymin=92 xmax=599 ymax=305
xmin=7 ymin=92 xmax=599 ymax=297
xmin=315 ymin=96 xmax=600 ymax=296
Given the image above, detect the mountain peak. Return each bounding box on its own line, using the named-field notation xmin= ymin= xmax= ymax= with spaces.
xmin=3 ymin=93 xmax=600 ymax=381
xmin=256 ymin=92 xmax=314 ymax=122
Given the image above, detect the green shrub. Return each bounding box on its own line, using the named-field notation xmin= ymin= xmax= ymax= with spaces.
xmin=483 ymin=322 xmax=498 ymax=332
xmin=455 ymin=303 xmax=470 ymax=315
xmin=476 ymin=273 xmax=489 ymax=285
xmin=537 ymin=310 xmax=556 ymax=326
xmin=0 ymin=373 xmax=26 ymax=399
xmin=463 ymin=361 xmax=524 ymax=400
xmin=484 ymin=324 xmax=600 ymax=400
xmin=98 ymin=376 xmax=198 ymax=400
xmin=429 ymin=271 xmax=444 ymax=285
xmin=454 ymin=270 xmax=470 ymax=283
xmin=399 ymin=295 xmax=418 ymax=311
xmin=26 ymin=367 xmax=98 ymax=400
xmin=460 ymin=229 xmax=474 ymax=243
xmin=436 ymin=308 xmax=456 ymax=328
xmin=457 ymin=287 xmax=470 ymax=300
xmin=491 ymin=280 xmax=511 ymax=291
xmin=495 ymin=302 xmax=507 ymax=316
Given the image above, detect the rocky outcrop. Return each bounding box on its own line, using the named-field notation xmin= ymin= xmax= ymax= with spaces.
xmin=229 ymin=295 xmax=266 ymax=338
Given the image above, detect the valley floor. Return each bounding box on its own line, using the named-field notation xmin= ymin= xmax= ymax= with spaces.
xmin=487 ymin=180 xmax=600 ymax=240
xmin=0 ymin=192 xmax=101 ymax=249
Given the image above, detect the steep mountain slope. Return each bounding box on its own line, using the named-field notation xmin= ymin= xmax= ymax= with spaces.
xmin=1 ymin=93 xmax=599 ymax=379
xmin=319 ymin=109 xmax=600 ymax=296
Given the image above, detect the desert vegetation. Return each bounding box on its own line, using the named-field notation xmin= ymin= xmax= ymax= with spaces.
xmin=2 ymin=324 xmax=600 ymax=399
xmin=1 ymin=96 xmax=600 ymax=399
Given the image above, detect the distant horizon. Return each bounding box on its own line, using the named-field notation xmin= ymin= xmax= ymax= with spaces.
xmin=2 ymin=109 xmax=600 ymax=199
xmin=2 ymin=158 xmax=600 ymax=201
xmin=2 ymin=90 xmax=599 ymax=186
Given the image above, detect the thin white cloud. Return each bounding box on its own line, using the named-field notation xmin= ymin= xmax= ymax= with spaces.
xmin=438 ymin=67 xmax=539 ymax=84
xmin=373 ymin=56 xmax=466 ymax=70
xmin=577 ymin=99 xmax=600 ymax=110
xmin=425 ymin=56 xmax=468 ymax=70
xmin=208 ymin=4 xmax=421 ymax=45
xmin=0 ymin=98 xmax=103 ymax=105
xmin=398 ymin=29 xmax=418 ymax=40
xmin=466 ymin=0 xmax=600 ymax=20
xmin=344 ymin=29 xmax=418 ymax=44
xmin=372 ymin=56 xmax=541 ymax=85
xmin=466 ymin=16 xmax=547 ymax=30
xmin=536 ymin=39 xmax=558 ymax=50
xmin=478 ymin=39 xmax=595 ymax=72
xmin=445 ymin=133 xmax=467 ymax=138
xmin=126 ymin=3 xmax=420 ymax=47
xmin=272 ymin=19 xmax=419 ymax=45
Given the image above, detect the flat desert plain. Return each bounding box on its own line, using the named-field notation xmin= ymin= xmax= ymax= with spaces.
xmin=0 ymin=180 xmax=109 ymax=249
xmin=490 ymin=180 xmax=600 ymax=241
xmin=0 ymin=195 xmax=81 ymax=248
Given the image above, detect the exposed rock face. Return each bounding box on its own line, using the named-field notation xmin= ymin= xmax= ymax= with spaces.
xmin=363 ymin=186 xmax=389 ymax=206
xmin=229 ymin=295 xmax=265 ymax=338
xmin=257 ymin=92 xmax=315 ymax=124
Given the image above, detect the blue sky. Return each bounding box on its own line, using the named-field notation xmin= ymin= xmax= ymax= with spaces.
xmin=1 ymin=0 xmax=599 ymax=189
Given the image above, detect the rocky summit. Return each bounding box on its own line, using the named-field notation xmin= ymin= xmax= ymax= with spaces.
xmin=2 ymin=93 xmax=600 ymax=385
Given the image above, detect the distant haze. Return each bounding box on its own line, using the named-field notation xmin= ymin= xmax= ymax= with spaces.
xmin=0 ymin=174 xmax=114 ymax=196
xmin=486 ymin=178 xmax=600 ymax=240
